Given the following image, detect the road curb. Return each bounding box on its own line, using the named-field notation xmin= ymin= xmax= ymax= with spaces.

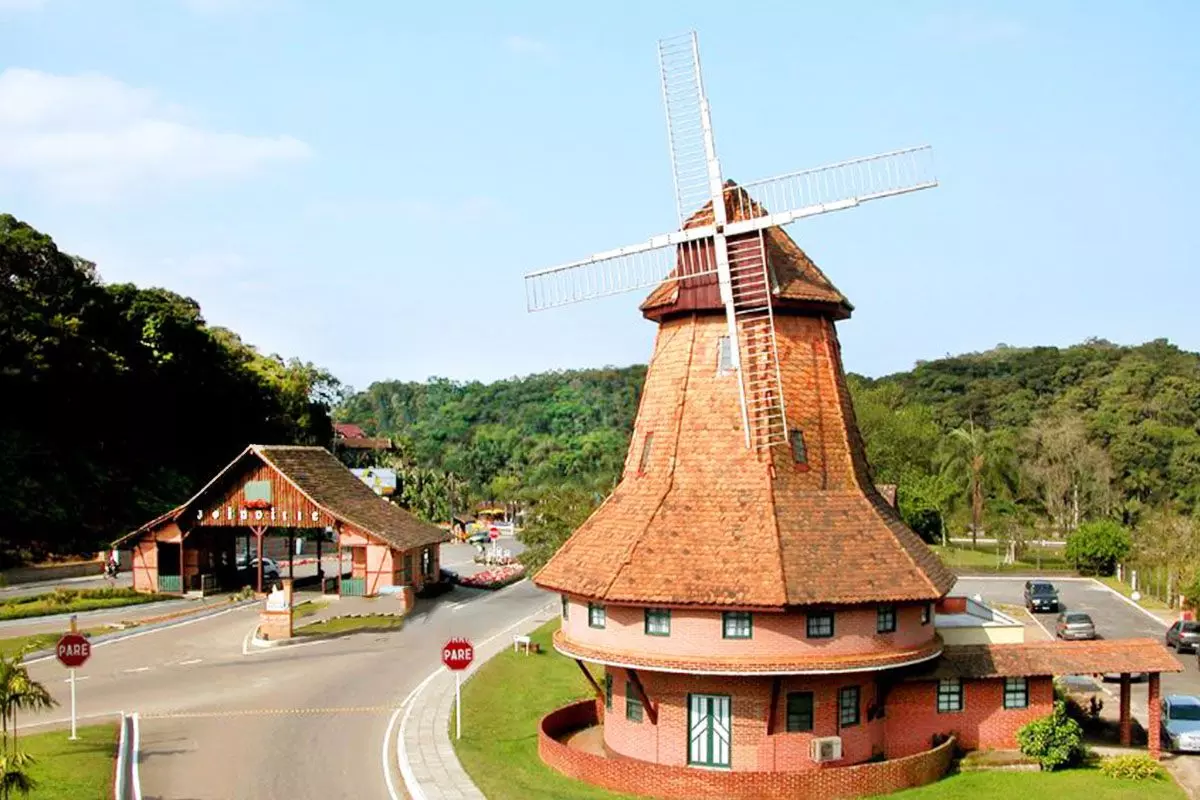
xmin=392 ymin=598 xmax=557 ymax=800
xmin=21 ymin=598 xmax=259 ymax=664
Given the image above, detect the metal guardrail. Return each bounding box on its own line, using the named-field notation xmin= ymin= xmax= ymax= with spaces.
xmin=114 ymin=712 xmax=141 ymax=800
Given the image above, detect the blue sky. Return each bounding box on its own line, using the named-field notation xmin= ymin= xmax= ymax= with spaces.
xmin=1 ymin=1 xmax=1196 ymax=392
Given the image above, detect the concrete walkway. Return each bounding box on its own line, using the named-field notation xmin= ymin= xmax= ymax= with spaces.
xmin=399 ymin=599 xmax=558 ymax=800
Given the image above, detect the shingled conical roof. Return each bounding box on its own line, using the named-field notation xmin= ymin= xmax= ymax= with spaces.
xmin=534 ymin=205 xmax=955 ymax=609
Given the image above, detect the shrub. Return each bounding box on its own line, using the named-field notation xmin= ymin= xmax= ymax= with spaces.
xmin=1017 ymin=701 xmax=1084 ymax=770
xmin=1065 ymin=520 xmax=1131 ymax=576
xmin=1099 ymin=754 xmax=1164 ymax=780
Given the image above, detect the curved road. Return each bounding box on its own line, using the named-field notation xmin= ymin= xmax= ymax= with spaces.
xmin=23 ymin=539 xmax=549 ymax=800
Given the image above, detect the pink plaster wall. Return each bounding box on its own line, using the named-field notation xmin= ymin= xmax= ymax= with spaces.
xmin=563 ymin=600 xmax=935 ymax=662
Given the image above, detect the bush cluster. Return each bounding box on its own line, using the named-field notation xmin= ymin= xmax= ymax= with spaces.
xmin=1099 ymin=754 xmax=1164 ymax=780
xmin=1016 ymin=701 xmax=1085 ymax=770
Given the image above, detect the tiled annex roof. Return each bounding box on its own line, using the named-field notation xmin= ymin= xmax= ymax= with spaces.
xmin=640 ymin=181 xmax=853 ymax=320
xmin=553 ymin=628 xmax=944 ymax=675
xmin=334 ymin=422 xmax=367 ymax=438
xmin=533 ymin=313 xmax=957 ymax=608
xmin=909 ymin=640 xmax=1183 ymax=680
xmin=116 ymin=445 xmax=445 ymax=552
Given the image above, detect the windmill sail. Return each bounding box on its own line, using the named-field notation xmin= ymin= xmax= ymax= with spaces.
xmin=657 ymin=31 xmax=717 ymax=229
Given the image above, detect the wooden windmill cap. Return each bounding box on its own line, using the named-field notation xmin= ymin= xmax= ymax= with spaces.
xmin=640 ymin=180 xmax=856 ymax=322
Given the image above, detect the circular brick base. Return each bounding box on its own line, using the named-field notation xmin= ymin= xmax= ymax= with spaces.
xmin=539 ymin=701 xmax=955 ymax=800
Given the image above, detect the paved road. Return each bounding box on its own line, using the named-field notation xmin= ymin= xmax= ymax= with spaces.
xmin=24 ymin=538 xmax=546 ymax=800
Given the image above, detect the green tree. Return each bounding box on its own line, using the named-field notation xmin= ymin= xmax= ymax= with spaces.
xmin=1065 ymin=519 xmax=1131 ymax=576
xmin=938 ymin=421 xmax=1018 ymax=545
xmin=1017 ymin=701 xmax=1084 ymax=771
xmin=517 ymin=486 xmax=601 ymax=572
xmin=0 ymin=645 xmax=57 ymax=798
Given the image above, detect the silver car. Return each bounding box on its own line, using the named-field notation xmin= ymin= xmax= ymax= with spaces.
xmin=1162 ymin=695 xmax=1200 ymax=753
xmin=1166 ymin=620 xmax=1200 ymax=653
xmin=1055 ymin=611 xmax=1096 ymax=640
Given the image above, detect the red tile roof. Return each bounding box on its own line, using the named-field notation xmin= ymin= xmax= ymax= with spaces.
xmin=115 ymin=445 xmax=445 ymax=552
xmin=553 ymin=628 xmax=944 ymax=675
xmin=334 ymin=422 xmax=367 ymax=439
xmin=533 ymin=310 xmax=956 ymax=608
xmin=641 ymin=181 xmax=853 ymax=321
xmin=911 ymin=640 xmax=1183 ymax=679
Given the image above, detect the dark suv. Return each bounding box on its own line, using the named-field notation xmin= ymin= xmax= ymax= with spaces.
xmin=1024 ymin=581 xmax=1060 ymax=613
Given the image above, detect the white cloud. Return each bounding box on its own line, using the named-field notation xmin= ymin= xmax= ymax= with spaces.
xmin=504 ymin=35 xmax=550 ymax=56
xmin=920 ymin=11 xmax=1026 ymax=45
xmin=0 ymin=68 xmax=311 ymax=201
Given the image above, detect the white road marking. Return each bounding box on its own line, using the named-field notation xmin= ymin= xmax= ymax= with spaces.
xmin=388 ymin=600 xmax=554 ymax=800
xmin=1091 ymin=578 xmax=1171 ymax=628
xmin=382 ymin=706 xmax=403 ymax=800
xmin=123 ymin=667 xmax=151 ymax=674
xmin=241 ymin=623 xmax=259 ymax=656
xmin=24 ymin=603 xmax=254 ymax=665
xmin=178 ymin=658 xmax=202 ymax=666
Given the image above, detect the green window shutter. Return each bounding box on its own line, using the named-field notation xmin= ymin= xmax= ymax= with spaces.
xmin=244 ymin=480 xmax=272 ymax=503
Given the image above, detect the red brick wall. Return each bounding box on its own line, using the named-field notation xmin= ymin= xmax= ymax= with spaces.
xmin=886 ymin=677 xmax=1054 ymax=757
xmin=601 ymin=669 xmax=887 ymax=770
xmin=541 ymin=700 xmax=955 ymax=800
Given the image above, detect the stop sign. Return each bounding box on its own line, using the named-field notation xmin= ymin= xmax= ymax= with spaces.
xmin=488 ymin=527 xmax=500 ymax=541
xmin=56 ymin=633 xmax=91 ymax=668
xmin=442 ymin=637 xmax=474 ymax=671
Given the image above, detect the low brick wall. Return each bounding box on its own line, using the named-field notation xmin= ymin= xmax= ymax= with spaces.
xmin=539 ymin=700 xmax=956 ymax=800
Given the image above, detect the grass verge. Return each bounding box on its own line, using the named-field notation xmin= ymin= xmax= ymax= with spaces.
xmin=18 ymin=723 xmax=117 ymax=799
xmin=931 ymin=544 xmax=1071 ymax=572
xmin=0 ymin=588 xmax=173 ymax=622
xmin=292 ymin=599 xmax=330 ymax=621
xmin=294 ymin=614 xmax=403 ymax=636
xmin=451 ymin=619 xmax=640 ymax=800
xmin=1097 ymin=577 xmax=1171 ymax=611
xmin=0 ymin=627 xmax=112 ymax=659
xmin=879 ymin=768 xmax=1185 ymax=799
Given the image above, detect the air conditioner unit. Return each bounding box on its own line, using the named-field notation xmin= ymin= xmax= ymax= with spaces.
xmin=810 ymin=736 xmax=843 ymax=763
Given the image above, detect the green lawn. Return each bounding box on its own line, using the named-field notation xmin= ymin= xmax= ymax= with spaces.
xmin=0 ymin=587 xmax=172 ymax=621
xmin=294 ymin=614 xmax=403 ymax=636
xmin=880 ymin=768 xmax=1184 ymax=799
xmin=18 ymin=723 xmax=117 ymax=799
xmin=0 ymin=627 xmax=109 ymax=658
xmin=452 ymin=619 xmax=641 ymax=800
xmin=1097 ymin=576 xmax=1171 ymax=611
xmin=931 ymin=544 xmax=1071 ymax=572
xmin=292 ymin=599 xmax=329 ymax=621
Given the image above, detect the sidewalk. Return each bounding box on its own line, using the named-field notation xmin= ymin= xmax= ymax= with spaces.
xmin=399 ymin=601 xmax=557 ymax=800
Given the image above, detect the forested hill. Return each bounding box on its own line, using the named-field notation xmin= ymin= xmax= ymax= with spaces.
xmin=0 ymin=214 xmax=340 ymax=565
xmin=340 ymin=337 xmax=1200 ymax=536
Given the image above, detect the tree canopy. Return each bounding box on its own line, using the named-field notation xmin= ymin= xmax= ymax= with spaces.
xmin=0 ymin=214 xmax=339 ymax=564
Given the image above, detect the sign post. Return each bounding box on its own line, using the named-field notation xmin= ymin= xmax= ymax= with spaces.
xmin=442 ymin=638 xmax=474 ymax=739
xmin=56 ymin=616 xmax=91 ymax=741
xmin=488 ymin=526 xmax=499 ymax=559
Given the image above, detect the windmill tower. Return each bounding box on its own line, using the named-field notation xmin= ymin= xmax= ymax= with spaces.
xmin=524 ymin=31 xmax=937 ymax=451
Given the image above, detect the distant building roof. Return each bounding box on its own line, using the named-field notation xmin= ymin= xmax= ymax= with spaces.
xmin=335 ymin=423 xmax=367 ymax=439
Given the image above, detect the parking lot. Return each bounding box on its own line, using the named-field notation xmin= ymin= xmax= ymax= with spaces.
xmin=953 ymin=577 xmax=1199 ymax=698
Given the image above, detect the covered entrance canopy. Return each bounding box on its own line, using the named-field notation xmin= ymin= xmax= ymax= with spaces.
xmin=115 ymin=444 xmax=448 ymax=597
xmin=909 ymin=638 xmax=1184 ymax=759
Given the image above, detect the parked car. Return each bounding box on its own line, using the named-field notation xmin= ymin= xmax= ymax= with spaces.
xmin=1166 ymin=620 xmax=1200 ymax=653
xmin=237 ymin=557 xmax=280 ymax=584
xmin=1055 ymin=611 xmax=1096 ymax=640
xmin=465 ymin=529 xmax=492 ymax=546
xmin=1024 ymin=581 xmax=1060 ymax=613
xmin=1162 ymin=695 xmax=1200 ymax=753
xmin=1102 ymin=671 xmax=1147 ymax=683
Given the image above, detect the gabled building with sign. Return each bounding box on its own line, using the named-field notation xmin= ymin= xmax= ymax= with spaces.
xmin=116 ymin=445 xmax=447 ymax=598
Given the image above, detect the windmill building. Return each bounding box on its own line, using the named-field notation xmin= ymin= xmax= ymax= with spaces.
xmin=526 ymin=30 xmax=1179 ymax=800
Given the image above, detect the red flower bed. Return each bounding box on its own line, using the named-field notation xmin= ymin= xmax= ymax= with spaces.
xmin=458 ymin=564 xmax=526 ymax=590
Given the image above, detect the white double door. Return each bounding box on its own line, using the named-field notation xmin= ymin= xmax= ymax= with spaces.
xmin=688 ymin=693 xmax=731 ymax=768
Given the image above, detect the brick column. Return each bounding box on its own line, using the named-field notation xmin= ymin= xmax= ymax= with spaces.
xmin=1119 ymin=674 xmax=1132 ymax=746
xmin=1148 ymin=672 xmax=1162 ymax=760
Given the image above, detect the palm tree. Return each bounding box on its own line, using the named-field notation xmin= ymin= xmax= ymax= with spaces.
xmin=0 ymin=646 xmax=57 ymax=799
xmin=938 ymin=420 xmax=1018 ymax=546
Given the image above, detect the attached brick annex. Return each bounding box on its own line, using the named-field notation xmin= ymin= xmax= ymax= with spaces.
xmin=532 ymin=188 xmax=1181 ymax=798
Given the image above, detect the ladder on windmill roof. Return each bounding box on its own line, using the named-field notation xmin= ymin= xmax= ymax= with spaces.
xmin=727 ymin=231 xmax=788 ymax=450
